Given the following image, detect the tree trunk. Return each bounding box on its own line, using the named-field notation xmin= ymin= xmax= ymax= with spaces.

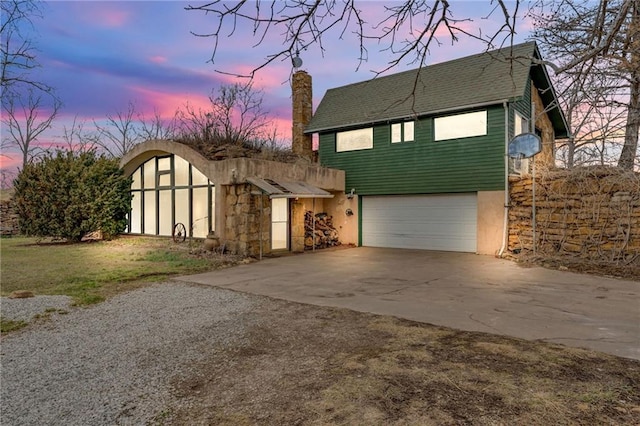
xmin=618 ymin=2 xmax=640 ymax=170
xmin=566 ymin=139 xmax=575 ymax=168
xmin=618 ymin=70 xmax=639 ymax=170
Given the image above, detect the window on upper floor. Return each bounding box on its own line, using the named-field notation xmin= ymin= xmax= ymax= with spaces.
xmin=336 ymin=127 xmax=373 ymax=152
xmin=391 ymin=121 xmax=415 ymax=143
xmin=434 ymin=110 xmax=487 ymax=141
xmin=514 ymin=111 xmax=529 ymax=136
xmin=512 ymin=111 xmax=531 ymax=174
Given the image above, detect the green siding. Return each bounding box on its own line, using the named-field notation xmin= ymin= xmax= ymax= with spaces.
xmin=512 ymin=77 xmax=532 ymax=136
xmin=319 ymin=105 xmax=506 ymax=195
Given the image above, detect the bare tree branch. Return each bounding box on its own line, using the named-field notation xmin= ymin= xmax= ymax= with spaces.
xmin=60 ymin=116 xmax=100 ymax=154
xmin=0 ymin=0 xmax=52 ymax=96
xmin=186 ymin=1 xmax=525 ymax=78
xmin=93 ymin=102 xmax=142 ymax=158
xmin=531 ymin=0 xmax=638 ymax=170
xmin=1 ymin=88 xmax=61 ymax=168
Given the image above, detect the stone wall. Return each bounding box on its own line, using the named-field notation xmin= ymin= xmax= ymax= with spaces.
xmin=532 ymin=83 xmax=556 ymax=168
xmin=291 ymin=71 xmax=313 ymax=161
xmin=509 ymin=167 xmax=640 ymax=264
xmin=0 ymin=199 xmax=19 ymax=236
xmin=223 ymin=183 xmax=270 ymax=257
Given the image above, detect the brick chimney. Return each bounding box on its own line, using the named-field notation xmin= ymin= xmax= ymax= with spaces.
xmin=291 ymin=70 xmax=313 ymax=161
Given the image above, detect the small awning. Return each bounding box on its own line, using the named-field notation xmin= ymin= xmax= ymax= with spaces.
xmin=247 ymin=177 xmax=334 ymax=199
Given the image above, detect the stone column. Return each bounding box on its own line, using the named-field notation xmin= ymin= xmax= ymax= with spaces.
xmin=292 ymin=71 xmax=313 ymax=161
xmin=290 ymin=199 xmax=306 ymax=252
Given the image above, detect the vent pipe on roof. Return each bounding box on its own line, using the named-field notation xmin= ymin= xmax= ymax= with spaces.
xmin=292 ymin=70 xmax=313 ymax=161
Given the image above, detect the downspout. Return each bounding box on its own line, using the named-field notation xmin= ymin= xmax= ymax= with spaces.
xmin=498 ymin=101 xmax=510 ymax=257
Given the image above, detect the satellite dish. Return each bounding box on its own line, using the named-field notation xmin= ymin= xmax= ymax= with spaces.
xmin=508 ymin=133 xmax=542 ymax=158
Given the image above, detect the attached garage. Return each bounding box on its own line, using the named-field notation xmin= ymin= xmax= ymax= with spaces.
xmin=362 ymin=194 xmax=477 ymax=252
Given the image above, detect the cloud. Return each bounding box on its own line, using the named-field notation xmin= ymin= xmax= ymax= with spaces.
xmin=100 ymin=9 xmax=130 ymax=28
xmin=128 ymin=86 xmax=211 ymax=119
xmin=149 ymin=56 xmax=168 ymax=64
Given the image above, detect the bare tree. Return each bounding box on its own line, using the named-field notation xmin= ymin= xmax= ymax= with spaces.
xmin=531 ymin=0 xmax=638 ymax=169
xmin=175 ymin=81 xmax=273 ymax=147
xmin=210 ymin=82 xmax=269 ymax=144
xmin=1 ymin=0 xmax=51 ymax=95
xmin=1 ymin=88 xmax=61 ymax=168
xmin=0 ymin=169 xmax=16 ymax=189
xmin=185 ymin=1 xmax=520 ymax=77
xmin=60 ymin=115 xmax=100 ymax=154
xmin=175 ymin=101 xmax=217 ymax=143
xmin=551 ymin=58 xmax=628 ymax=167
xmin=137 ymin=108 xmax=178 ymax=141
xmin=93 ymin=101 xmax=142 ymax=158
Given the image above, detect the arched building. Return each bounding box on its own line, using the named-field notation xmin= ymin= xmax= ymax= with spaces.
xmin=120 ymin=139 xmax=349 ymax=256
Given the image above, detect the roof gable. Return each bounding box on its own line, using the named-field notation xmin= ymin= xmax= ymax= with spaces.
xmin=306 ymin=42 xmax=567 ymax=138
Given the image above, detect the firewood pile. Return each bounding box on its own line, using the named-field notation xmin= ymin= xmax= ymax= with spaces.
xmin=305 ymin=211 xmax=340 ymax=250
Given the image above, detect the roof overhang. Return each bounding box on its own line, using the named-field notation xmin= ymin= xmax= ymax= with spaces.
xmin=304 ymin=99 xmax=510 ymax=134
xmin=247 ymin=177 xmax=334 ymax=199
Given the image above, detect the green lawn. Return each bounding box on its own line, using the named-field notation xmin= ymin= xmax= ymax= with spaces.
xmin=0 ymin=236 xmax=236 ymax=305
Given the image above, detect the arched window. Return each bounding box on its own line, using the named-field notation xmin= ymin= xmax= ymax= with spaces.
xmin=128 ymin=155 xmax=214 ymax=238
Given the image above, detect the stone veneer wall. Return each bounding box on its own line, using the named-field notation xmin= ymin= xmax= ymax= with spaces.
xmin=509 ymin=167 xmax=640 ymax=264
xmin=291 ymin=71 xmax=313 ymax=161
xmin=223 ymin=183 xmax=270 ymax=257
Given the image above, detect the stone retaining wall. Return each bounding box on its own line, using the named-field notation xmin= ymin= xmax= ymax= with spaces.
xmin=509 ymin=167 xmax=640 ymax=264
xmin=0 ymin=199 xmax=19 ymax=236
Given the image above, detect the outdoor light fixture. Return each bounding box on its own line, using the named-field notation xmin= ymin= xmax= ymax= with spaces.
xmin=347 ymin=188 xmax=355 ymax=199
xmin=292 ymin=49 xmax=303 ymax=68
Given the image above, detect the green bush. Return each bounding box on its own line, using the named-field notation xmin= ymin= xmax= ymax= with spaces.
xmin=13 ymin=151 xmax=132 ymax=242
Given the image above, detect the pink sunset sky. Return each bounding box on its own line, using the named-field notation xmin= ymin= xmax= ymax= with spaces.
xmin=0 ymin=1 xmax=534 ymax=175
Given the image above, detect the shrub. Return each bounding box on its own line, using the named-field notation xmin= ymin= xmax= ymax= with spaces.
xmin=13 ymin=150 xmax=132 ymax=241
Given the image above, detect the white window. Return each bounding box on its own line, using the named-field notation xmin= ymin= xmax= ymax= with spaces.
xmin=129 ymin=154 xmax=215 ymax=237
xmin=434 ymin=110 xmax=487 ymax=141
xmin=392 ymin=121 xmax=415 ymax=143
xmin=271 ymin=198 xmax=289 ymax=250
xmin=513 ymin=111 xmax=531 ymax=174
xmin=514 ymin=111 xmax=529 ymax=135
xmin=336 ymin=127 xmax=373 ymax=152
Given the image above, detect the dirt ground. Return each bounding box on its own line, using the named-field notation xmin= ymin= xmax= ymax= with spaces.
xmin=513 ymin=252 xmax=640 ymax=281
xmin=164 ymin=290 xmax=640 ymax=425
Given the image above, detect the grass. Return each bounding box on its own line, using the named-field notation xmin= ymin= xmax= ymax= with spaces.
xmin=0 ymin=236 xmax=238 ymax=306
xmin=0 ymin=318 xmax=28 ymax=333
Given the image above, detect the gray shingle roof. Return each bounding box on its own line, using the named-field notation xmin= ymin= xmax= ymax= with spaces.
xmin=306 ymin=42 xmax=567 ymax=137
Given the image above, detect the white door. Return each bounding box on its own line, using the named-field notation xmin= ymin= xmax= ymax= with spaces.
xmin=362 ymin=194 xmax=477 ymax=252
xmin=271 ymin=198 xmax=289 ymax=250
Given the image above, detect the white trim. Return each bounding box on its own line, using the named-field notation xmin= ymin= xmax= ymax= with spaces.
xmin=434 ymin=110 xmax=487 ymax=141
xmin=336 ymin=127 xmax=374 ymax=152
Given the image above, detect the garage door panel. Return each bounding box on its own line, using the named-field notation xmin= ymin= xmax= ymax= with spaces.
xmin=362 ymin=194 xmax=477 ymax=252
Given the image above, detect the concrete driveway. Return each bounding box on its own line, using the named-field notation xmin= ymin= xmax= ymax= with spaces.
xmin=177 ymin=247 xmax=640 ymax=360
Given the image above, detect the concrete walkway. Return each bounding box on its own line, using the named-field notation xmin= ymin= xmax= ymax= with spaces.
xmin=176 ymin=247 xmax=640 ymax=360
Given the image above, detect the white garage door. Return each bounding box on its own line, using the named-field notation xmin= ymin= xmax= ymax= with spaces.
xmin=362 ymin=194 xmax=477 ymax=252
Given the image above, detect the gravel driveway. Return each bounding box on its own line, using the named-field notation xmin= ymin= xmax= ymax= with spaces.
xmin=0 ymin=282 xmax=258 ymax=426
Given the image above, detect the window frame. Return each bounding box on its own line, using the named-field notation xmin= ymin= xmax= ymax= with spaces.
xmin=434 ymin=110 xmax=488 ymax=141
xmin=336 ymin=127 xmax=374 ymax=152
xmin=391 ymin=121 xmax=415 ymax=143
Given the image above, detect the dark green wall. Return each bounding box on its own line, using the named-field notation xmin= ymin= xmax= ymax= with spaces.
xmin=511 ymin=76 xmax=532 ymax=139
xmin=318 ymin=105 xmax=507 ymax=195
